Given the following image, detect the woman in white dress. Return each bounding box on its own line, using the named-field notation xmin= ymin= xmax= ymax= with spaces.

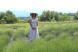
xmin=29 ymin=13 xmax=39 ymax=41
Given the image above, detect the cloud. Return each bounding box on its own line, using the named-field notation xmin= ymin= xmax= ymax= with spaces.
xmin=0 ymin=0 xmax=78 ymax=12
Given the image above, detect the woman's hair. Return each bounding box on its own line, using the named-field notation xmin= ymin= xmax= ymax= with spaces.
xmin=30 ymin=13 xmax=38 ymax=17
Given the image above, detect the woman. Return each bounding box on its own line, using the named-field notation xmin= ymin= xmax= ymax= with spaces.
xmin=29 ymin=13 xmax=39 ymax=41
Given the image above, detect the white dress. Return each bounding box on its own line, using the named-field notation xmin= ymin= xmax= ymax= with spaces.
xmin=29 ymin=17 xmax=39 ymax=41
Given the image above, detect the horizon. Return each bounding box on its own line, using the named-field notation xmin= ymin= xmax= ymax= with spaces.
xmin=0 ymin=10 xmax=77 ymax=17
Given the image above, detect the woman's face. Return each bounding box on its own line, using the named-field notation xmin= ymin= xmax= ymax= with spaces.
xmin=31 ymin=14 xmax=36 ymax=18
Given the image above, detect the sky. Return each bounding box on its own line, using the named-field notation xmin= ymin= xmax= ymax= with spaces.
xmin=0 ymin=0 xmax=78 ymax=17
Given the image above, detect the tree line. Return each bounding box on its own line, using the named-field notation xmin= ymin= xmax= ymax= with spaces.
xmin=0 ymin=10 xmax=78 ymax=24
xmin=39 ymin=10 xmax=78 ymax=21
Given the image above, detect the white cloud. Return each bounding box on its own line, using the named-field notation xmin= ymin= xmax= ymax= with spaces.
xmin=0 ymin=0 xmax=78 ymax=12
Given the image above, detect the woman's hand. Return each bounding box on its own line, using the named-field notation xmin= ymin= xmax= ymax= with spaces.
xmin=32 ymin=27 xmax=36 ymax=30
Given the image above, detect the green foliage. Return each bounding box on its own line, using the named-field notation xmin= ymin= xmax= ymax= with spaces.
xmin=59 ymin=13 xmax=72 ymax=21
xmin=39 ymin=10 xmax=77 ymax=21
xmin=0 ymin=22 xmax=78 ymax=52
xmin=0 ymin=12 xmax=6 ymax=20
xmin=0 ymin=34 xmax=9 ymax=52
xmin=0 ymin=10 xmax=17 ymax=24
xmin=39 ymin=10 xmax=60 ymax=21
xmin=74 ymin=11 xmax=78 ymax=20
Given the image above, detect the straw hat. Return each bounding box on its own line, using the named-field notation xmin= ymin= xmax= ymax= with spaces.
xmin=30 ymin=13 xmax=38 ymax=16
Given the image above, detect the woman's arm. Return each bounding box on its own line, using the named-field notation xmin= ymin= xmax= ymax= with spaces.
xmin=29 ymin=19 xmax=36 ymax=30
xmin=29 ymin=19 xmax=32 ymax=27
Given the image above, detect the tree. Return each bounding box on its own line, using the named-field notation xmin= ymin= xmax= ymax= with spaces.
xmin=0 ymin=12 xmax=6 ymax=20
xmin=53 ymin=12 xmax=59 ymax=21
xmin=39 ymin=10 xmax=60 ymax=21
xmin=5 ymin=10 xmax=17 ymax=23
xmin=0 ymin=10 xmax=17 ymax=24
xmin=59 ymin=13 xmax=71 ymax=21
xmin=74 ymin=11 xmax=78 ymax=20
xmin=39 ymin=11 xmax=50 ymax=21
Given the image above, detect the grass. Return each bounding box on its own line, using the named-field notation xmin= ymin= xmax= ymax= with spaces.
xmin=0 ymin=22 xmax=78 ymax=52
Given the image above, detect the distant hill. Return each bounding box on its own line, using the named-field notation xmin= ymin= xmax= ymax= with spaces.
xmin=18 ymin=17 xmax=29 ymax=20
xmin=67 ymin=13 xmax=75 ymax=16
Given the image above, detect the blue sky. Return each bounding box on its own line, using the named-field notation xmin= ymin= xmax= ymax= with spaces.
xmin=0 ymin=0 xmax=78 ymax=17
